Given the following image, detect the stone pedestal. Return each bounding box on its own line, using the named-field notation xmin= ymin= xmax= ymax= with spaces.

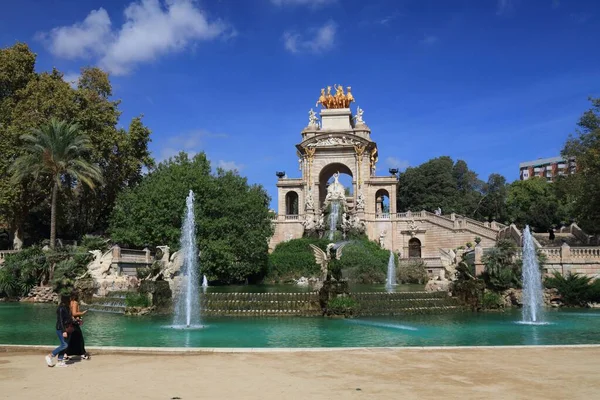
xmin=320 ymin=108 xmax=352 ymax=130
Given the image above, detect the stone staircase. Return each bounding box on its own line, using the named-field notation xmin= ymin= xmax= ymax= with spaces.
xmin=350 ymin=291 xmax=463 ymax=316
xmin=86 ymin=291 xmax=129 ymax=314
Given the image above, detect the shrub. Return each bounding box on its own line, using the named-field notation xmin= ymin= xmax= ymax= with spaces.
xmin=482 ymin=291 xmax=504 ymax=310
xmin=80 ymin=235 xmax=110 ymax=252
xmin=326 ymin=296 xmax=358 ymax=317
xmin=0 ymin=247 xmax=47 ymax=297
xmin=338 ymin=239 xmax=391 ymax=284
xmin=267 ymin=238 xmax=330 ymax=281
xmin=544 ymin=272 xmax=595 ymax=306
xmin=125 ymin=292 xmax=150 ymax=308
xmin=397 ymin=259 xmax=428 ymax=284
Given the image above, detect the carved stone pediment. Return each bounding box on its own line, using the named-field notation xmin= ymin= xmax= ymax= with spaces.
xmin=400 ymin=219 xmax=425 ymax=237
xmin=301 ymin=134 xmax=368 ymax=149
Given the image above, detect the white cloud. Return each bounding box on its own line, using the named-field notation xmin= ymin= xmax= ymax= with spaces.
xmin=217 ymin=160 xmax=245 ymax=171
xmin=62 ymin=72 xmax=80 ymax=88
xmin=419 ymin=35 xmax=438 ymax=46
xmin=158 ymin=129 xmax=228 ymax=161
xmin=271 ymin=0 xmax=336 ymax=7
xmin=385 ymin=157 xmax=410 ymax=171
xmin=39 ymin=0 xmax=235 ymax=75
xmin=39 ymin=8 xmax=112 ymax=59
xmin=283 ymin=20 xmax=336 ymax=54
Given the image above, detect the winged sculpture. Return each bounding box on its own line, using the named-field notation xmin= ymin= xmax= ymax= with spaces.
xmin=309 ymin=242 xmax=347 ymax=281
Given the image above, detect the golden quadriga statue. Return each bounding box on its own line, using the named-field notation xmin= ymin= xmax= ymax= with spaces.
xmin=316 ymin=85 xmax=355 ymax=109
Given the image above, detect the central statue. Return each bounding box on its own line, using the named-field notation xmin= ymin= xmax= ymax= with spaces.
xmin=324 ymin=172 xmax=346 ymax=203
xmin=316 ymin=85 xmax=355 ymax=109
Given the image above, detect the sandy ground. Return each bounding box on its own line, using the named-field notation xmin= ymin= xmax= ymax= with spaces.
xmin=1 ymin=347 xmax=599 ymax=400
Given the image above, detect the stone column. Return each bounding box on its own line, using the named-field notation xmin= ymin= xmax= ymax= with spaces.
xmin=144 ymin=247 xmax=151 ymax=264
xmin=560 ymin=242 xmax=571 ymax=275
xmin=474 ymin=244 xmax=485 ymax=276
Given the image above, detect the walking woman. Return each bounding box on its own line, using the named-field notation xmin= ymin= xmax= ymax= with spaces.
xmin=45 ymin=295 xmax=73 ymax=367
xmin=66 ymin=291 xmax=89 ymax=360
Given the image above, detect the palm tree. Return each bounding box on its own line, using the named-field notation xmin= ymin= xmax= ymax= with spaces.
xmin=10 ymin=118 xmax=103 ymax=255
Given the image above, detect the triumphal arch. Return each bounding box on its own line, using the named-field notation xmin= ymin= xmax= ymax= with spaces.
xmin=270 ymin=85 xmax=504 ymax=272
xmin=270 ymin=85 xmax=397 ymax=246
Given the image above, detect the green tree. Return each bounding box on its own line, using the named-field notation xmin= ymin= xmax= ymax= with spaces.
xmin=10 ymin=119 xmax=103 ymax=258
xmin=474 ymin=174 xmax=508 ymax=222
xmin=397 ymin=156 xmax=483 ymax=216
xmin=0 ymin=43 xmax=153 ymax=245
xmin=506 ymin=177 xmax=561 ymax=231
xmin=562 ymin=97 xmax=600 ymax=234
xmin=109 ymin=152 xmax=273 ymax=284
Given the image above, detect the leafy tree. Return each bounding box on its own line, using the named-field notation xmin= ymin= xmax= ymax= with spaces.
xmin=109 ymin=152 xmax=273 ymax=284
xmin=452 ymin=160 xmax=483 ymax=215
xmin=506 ymin=177 xmax=562 ymax=231
xmin=0 ymin=43 xmax=153 ymax=246
xmin=397 ymin=156 xmax=484 ymax=217
xmin=10 ymin=118 xmax=103 ymax=260
xmin=474 ymin=173 xmax=508 ymax=222
xmin=481 ymin=239 xmax=521 ymax=291
xmin=562 ymin=97 xmax=600 ymax=234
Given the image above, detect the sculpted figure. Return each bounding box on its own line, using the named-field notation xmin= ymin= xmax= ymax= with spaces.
xmin=345 ymin=87 xmax=355 ymax=106
xmin=308 ymin=108 xmax=319 ymax=127
xmin=326 ymin=86 xmax=334 ymax=108
xmin=303 ymin=214 xmax=316 ymax=231
xmin=305 ymin=189 xmax=314 ymax=211
xmin=309 ymin=242 xmax=347 ymax=281
xmin=354 ymin=106 xmax=365 ymax=125
xmin=356 ymin=190 xmax=365 ymax=210
xmin=316 ymin=88 xmax=327 ymax=108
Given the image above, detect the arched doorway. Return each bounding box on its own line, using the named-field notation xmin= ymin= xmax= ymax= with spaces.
xmin=408 ymin=238 xmax=421 ymax=258
xmin=285 ymin=191 xmax=299 ymax=215
xmin=375 ymin=189 xmax=390 ymax=217
xmin=318 ymin=162 xmax=353 ymax=207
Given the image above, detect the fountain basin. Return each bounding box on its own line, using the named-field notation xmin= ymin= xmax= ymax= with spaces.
xmin=3 ymin=303 xmax=600 ymax=348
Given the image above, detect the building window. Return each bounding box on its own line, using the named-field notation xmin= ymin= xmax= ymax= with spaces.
xmin=285 ymin=191 xmax=299 ymax=215
xmin=408 ymin=238 xmax=422 ymax=258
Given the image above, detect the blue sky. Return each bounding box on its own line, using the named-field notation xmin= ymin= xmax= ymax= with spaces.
xmin=1 ymin=0 xmax=599 ymax=208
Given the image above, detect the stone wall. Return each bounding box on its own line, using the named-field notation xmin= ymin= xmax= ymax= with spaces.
xmin=350 ymin=291 xmax=463 ymax=316
xmin=20 ymin=286 xmax=58 ymax=303
xmin=199 ymin=291 xmax=463 ymax=317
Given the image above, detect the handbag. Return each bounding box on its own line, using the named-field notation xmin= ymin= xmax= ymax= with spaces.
xmin=65 ymin=323 xmax=75 ymax=334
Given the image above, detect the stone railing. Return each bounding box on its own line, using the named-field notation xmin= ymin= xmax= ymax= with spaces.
xmin=271 ymin=215 xmax=303 ymax=222
xmin=376 ymin=213 xmax=391 ymax=220
xmin=570 ymin=247 xmax=600 ymax=259
xmin=0 ymin=250 xmax=20 ymax=265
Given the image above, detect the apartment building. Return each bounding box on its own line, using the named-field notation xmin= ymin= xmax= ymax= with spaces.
xmin=519 ymin=156 xmax=576 ymax=182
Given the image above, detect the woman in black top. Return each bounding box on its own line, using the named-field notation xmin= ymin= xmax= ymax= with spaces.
xmin=45 ymin=295 xmax=73 ymax=367
xmin=66 ymin=292 xmax=89 ymax=359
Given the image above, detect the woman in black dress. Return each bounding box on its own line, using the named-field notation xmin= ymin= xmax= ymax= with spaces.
xmin=66 ymin=292 xmax=90 ymax=360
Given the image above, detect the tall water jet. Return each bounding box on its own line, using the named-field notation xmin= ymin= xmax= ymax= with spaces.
xmin=385 ymin=250 xmax=396 ymax=292
xmin=328 ymin=200 xmax=340 ymax=240
xmin=202 ymin=275 xmax=208 ymax=288
xmin=522 ymin=225 xmax=544 ymax=323
xmin=173 ymin=190 xmax=201 ymax=328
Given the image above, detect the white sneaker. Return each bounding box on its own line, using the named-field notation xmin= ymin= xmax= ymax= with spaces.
xmin=56 ymin=360 xmax=68 ymax=367
xmin=45 ymin=355 xmax=54 ymax=367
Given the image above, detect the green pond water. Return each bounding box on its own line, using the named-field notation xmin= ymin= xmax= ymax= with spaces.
xmin=2 ymin=303 xmax=600 ymax=348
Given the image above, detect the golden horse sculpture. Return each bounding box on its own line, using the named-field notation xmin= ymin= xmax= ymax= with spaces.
xmin=316 ymin=85 xmax=355 ymax=109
